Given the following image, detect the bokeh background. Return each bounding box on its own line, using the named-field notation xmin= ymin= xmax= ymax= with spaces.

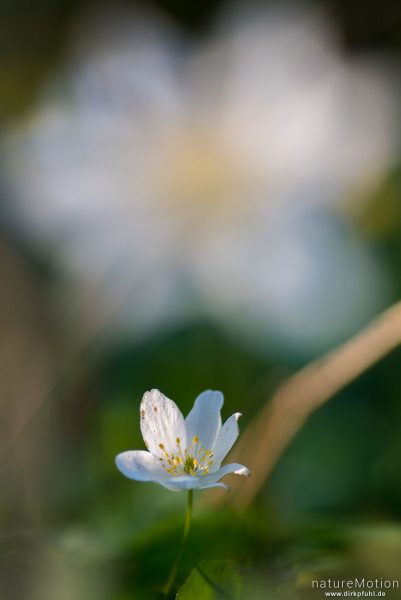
xmin=1 ymin=0 xmax=401 ymax=598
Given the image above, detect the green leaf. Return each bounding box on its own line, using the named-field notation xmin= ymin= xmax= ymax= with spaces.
xmin=176 ymin=560 xmax=243 ymax=599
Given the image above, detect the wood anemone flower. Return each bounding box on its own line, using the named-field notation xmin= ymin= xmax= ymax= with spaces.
xmin=115 ymin=389 xmax=250 ymax=491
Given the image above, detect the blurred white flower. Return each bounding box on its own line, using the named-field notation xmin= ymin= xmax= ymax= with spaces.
xmin=1 ymin=4 xmax=398 ymax=354
xmin=116 ymin=389 xmax=249 ymax=491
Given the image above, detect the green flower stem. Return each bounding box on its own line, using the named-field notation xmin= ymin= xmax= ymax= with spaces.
xmin=163 ymin=489 xmax=193 ymax=596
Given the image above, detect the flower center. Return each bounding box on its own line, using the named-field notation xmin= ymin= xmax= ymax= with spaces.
xmin=158 ymin=436 xmax=214 ymax=476
xmin=157 ymin=128 xmax=247 ymax=231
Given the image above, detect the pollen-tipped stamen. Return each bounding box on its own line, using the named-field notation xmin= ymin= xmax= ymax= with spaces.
xmin=157 ymin=435 xmax=214 ymax=476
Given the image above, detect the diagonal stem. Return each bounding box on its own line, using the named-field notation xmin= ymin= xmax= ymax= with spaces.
xmin=163 ymin=489 xmax=193 ymax=596
xmin=203 ymin=299 xmax=401 ymax=509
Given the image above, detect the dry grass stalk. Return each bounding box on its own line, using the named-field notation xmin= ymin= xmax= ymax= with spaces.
xmin=205 ymin=300 xmax=401 ymax=509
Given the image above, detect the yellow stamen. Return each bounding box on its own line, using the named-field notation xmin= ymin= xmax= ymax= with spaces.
xmin=157 ymin=435 xmax=214 ymax=477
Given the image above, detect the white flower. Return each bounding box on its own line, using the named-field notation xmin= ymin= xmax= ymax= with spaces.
xmin=1 ymin=5 xmax=398 ymax=354
xmin=115 ymin=389 xmax=250 ymax=491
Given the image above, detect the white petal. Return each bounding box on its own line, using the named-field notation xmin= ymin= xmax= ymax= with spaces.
xmin=163 ymin=476 xmax=230 ymax=492
xmin=115 ymin=450 xmax=169 ymax=482
xmin=185 ymin=390 xmax=223 ymax=451
xmin=116 ymin=451 xmax=203 ymax=491
xmin=210 ymin=412 xmax=242 ymax=469
xmin=199 ymin=462 xmax=251 ymax=486
xmin=198 ymin=481 xmax=231 ymax=491
xmin=160 ymin=475 xmax=201 ymax=491
xmin=140 ymin=389 xmax=186 ymax=459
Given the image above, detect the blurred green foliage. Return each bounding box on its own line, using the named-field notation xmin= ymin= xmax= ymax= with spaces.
xmin=2 ymin=316 xmax=401 ymax=598
xmin=176 ymin=560 xmax=243 ymax=599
